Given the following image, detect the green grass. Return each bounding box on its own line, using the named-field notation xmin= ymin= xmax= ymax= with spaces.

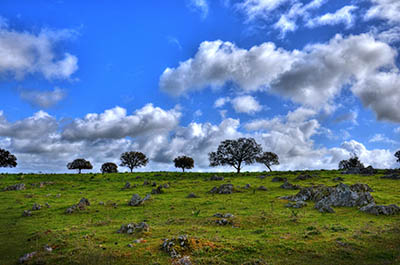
xmin=0 ymin=170 xmax=399 ymax=264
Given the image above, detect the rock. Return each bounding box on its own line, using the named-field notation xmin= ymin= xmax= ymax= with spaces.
xmin=3 ymin=183 xmax=25 ymax=191
xmin=99 ymin=201 xmax=105 ymax=205
xmin=143 ymin=180 xmax=150 ymax=185
xmin=280 ymin=182 xmax=300 ymax=190
xmin=210 ymin=175 xmax=224 ymax=181
xmin=257 ymin=175 xmax=266 ymax=179
xmin=161 ymin=235 xmax=191 ymax=258
xmin=333 ymin=177 xmax=344 ymax=182
xmin=209 ymin=184 xmax=235 ymax=194
xmin=360 ymin=203 xmax=400 ymax=216
xmin=32 ymin=203 xmax=41 ymax=211
xmin=163 ymin=183 xmax=170 ymax=188
xmin=295 ymin=174 xmax=314 ymax=181
xmin=128 ymin=194 xmax=151 ymax=206
xmin=360 ymin=166 xmax=377 ymax=175
xmin=44 ymin=245 xmax=52 ymax=252
xmin=258 ymin=185 xmax=268 ymax=191
xmin=45 ymin=203 xmax=51 ymax=208
xmin=283 ymin=183 xmax=375 ymax=213
xmin=285 ymin=201 xmax=307 ymax=208
xmin=117 ymin=222 xmax=149 ymax=234
xmin=271 ymin=177 xmax=287 ymax=182
xmin=56 ymin=193 xmax=61 ymax=198
xmin=136 ymin=176 xmax=141 ymax=179
xmin=22 ymin=210 xmax=32 ymax=217
xmin=123 ymin=182 xmax=132 ymax=189
xmin=151 ymin=185 xmax=164 ymax=194
xmin=244 ymin=184 xmax=251 ymax=189
xmin=174 ymin=256 xmax=192 ymax=265
xmin=215 ymin=218 xmax=231 ymax=225
xmin=186 ymin=193 xmax=199 ymax=198
xmin=66 ymin=198 xmax=90 ymax=214
xmin=342 ymin=167 xmax=361 ymax=175
xmin=151 ymin=182 xmax=157 ymax=187
xmin=213 ymin=213 xmax=234 ymax=218
xmin=127 ymin=244 xmax=133 ymax=248
xmin=19 ymin=252 xmax=36 ymax=263
xmin=381 ymin=173 xmax=400 ymax=180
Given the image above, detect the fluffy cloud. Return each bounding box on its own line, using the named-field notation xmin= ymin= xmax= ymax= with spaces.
xmin=238 ymin=0 xmax=289 ymax=21
xmin=161 ymin=33 xmax=400 ymax=122
xmin=375 ymin=26 xmax=400 ymax=44
xmin=366 ymin=0 xmax=400 ymax=24
xmin=306 ymin=5 xmax=357 ymax=28
xmin=0 ymin=23 xmax=78 ymax=81
xmin=19 ymin=87 xmax=66 ymax=108
xmin=62 ymin=104 xmax=181 ymax=141
xmin=214 ymin=97 xmax=230 ymax=108
xmin=231 ymin=95 xmax=262 ymax=114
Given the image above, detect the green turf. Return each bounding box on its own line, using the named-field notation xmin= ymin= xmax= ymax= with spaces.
xmin=0 ymin=170 xmax=399 ymax=264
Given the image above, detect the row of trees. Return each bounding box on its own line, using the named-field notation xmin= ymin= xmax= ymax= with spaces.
xmin=1 ymin=143 xmax=400 ymax=173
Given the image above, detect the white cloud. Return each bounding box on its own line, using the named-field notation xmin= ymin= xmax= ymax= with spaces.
xmin=306 ymin=5 xmax=358 ymax=28
xmin=214 ymin=97 xmax=230 ymax=108
xmin=231 ymin=95 xmax=262 ymax=114
xmin=369 ymin=133 xmax=398 ymax=145
xmin=0 ymin=25 xmax=78 ymax=81
xmin=366 ymin=0 xmax=400 ymax=24
xmin=19 ymin=87 xmax=66 ymax=108
xmin=188 ymin=0 xmax=209 ymax=19
xmin=238 ymin=0 xmax=290 ymax=21
xmin=395 ymin=127 xmax=400 ymax=134
xmin=374 ymin=26 xmax=400 ymax=44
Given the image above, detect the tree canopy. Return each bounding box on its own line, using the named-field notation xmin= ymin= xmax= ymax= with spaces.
xmin=101 ymin=162 xmax=118 ymax=173
xmin=338 ymin=155 xmax=364 ymax=170
xmin=67 ymin=158 xmax=93 ymax=174
xmin=209 ymin=137 xmax=262 ymax=173
xmin=120 ymin=151 xmax=148 ymax=172
xmin=0 ymin=148 xmax=17 ymax=168
xmin=256 ymin=152 xmax=279 ymax=172
xmin=395 ymin=150 xmax=400 ymax=164
xmin=173 ymin=156 xmax=194 ymax=172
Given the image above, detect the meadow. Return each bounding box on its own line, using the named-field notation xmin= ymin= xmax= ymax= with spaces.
xmin=0 ymin=170 xmax=399 ymax=265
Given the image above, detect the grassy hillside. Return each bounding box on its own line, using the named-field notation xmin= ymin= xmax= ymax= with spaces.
xmin=0 ymin=170 xmax=399 ymax=264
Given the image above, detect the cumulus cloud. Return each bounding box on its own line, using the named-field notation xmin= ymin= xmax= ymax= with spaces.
xmin=19 ymin=87 xmax=66 ymax=108
xmin=231 ymin=95 xmax=262 ymax=114
xmin=187 ymin=0 xmax=209 ymax=19
xmin=0 ymin=23 xmax=78 ymax=81
xmin=306 ymin=5 xmax=357 ymax=28
xmin=238 ymin=0 xmax=290 ymax=21
xmin=161 ymin=33 xmax=400 ymax=122
xmin=62 ymin=104 xmax=181 ymax=141
xmin=365 ymin=0 xmax=400 ymax=24
xmin=214 ymin=97 xmax=230 ymax=108
xmin=374 ymin=26 xmax=400 ymax=44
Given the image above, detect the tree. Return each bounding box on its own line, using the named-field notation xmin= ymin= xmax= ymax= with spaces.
xmin=0 ymin=148 xmax=17 ymax=168
xmin=256 ymin=152 xmax=279 ymax=172
xmin=338 ymin=154 xmax=364 ymax=170
xmin=209 ymin=138 xmax=262 ymax=174
xmin=67 ymin=158 xmax=93 ymax=174
xmin=101 ymin=162 xmax=118 ymax=174
xmin=173 ymin=156 xmax=194 ymax=172
xmin=120 ymin=151 xmax=148 ymax=172
xmin=395 ymin=150 xmax=400 ymax=164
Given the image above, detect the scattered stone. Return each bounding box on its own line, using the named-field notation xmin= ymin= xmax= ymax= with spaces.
xmin=215 ymin=218 xmax=231 ymax=225
xmin=45 ymin=203 xmax=51 ymax=208
xmin=333 ymin=177 xmax=344 ymax=182
xmin=44 ymin=245 xmax=52 ymax=252
xmin=117 ymin=222 xmax=149 ymax=234
xmin=258 ymin=185 xmax=268 ymax=191
xmin=128 ymin=194 xmax=151 ymax=206
xmin=22 ymin=210 xmax=32 ymax=217
xmin=163 ymin=183 xmax=170 ymax=188
xmin=143 ymin=180 xmax=150 ymax=185
xmin=123 ymin=182 xmax=132 ymax=189
xmin=285 ymin=201 xmax=307 ymax=208
xmin=174 ymin=256 xmax=193 ymax=265
xmin=161 ymin=235 xmax=192 ymax=258
xmin=32 ymin=203 xmax=41 ymax=211
xmin=244 ymin=184 xmax=251 ymax=189
xmin=152 ymin=182 xmax=157 ymax=187
xmin=257 ymin=175 xmax=266 ymax=179
xmin=350 ymin=183 xmax=373 ymax=192
xmin=271 ymin=177 xmax=287 ymax=182
xmin=186 ymin=193 xmax=199 ymax=198
xmin=209 ymin=184 xmax=235 ymax=194
xmin=19 ymin=252 xmax=36 ymax=263
xmin=151 ymin=185 xmax=164 ymax=194
xmin=3 ymin=183 xmax=25 ymax=191
xmin=360 ymin=203 xmax=400 ymax=216
xmin=295 ymin=174 xmax=315 ymax=181
xmin=210 ymin=175 xmax=224 ymax=181
xmin=213 ymin=213 xmax=234 ymax=218
xmin=66 ymin=197 xmax=90 ymax=214
xmin=280 ymin=182 xmax=300 ymax=190
xmin=381 ymin=173 xmax=400 ymax=180
xmin=99 ymin=201 xmax=105 ymax=205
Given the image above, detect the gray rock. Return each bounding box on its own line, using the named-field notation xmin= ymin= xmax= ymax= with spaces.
xmin=176 ymin=256 xmax=193 ymax=265
xmin=213 ymin=213 xmax=234 ymax=218
xmin=128 ymin=194 xmax=151 ymax=206
xmin=32 ymin=203 xmax=41 ymax=211
xmin=381 ymin=174 xmax=400 ymax=180
xmin=123 ymin=182 xmax=131 ymax=189
xmin=22 ymin=210 xmax=32 ymax=217
xmin=161 ymin=235 xmax=191 ymax=258
xmin=117 ymin=222 xmax=149 ymax=234
xmin=285 ymin=201 xmax=307 ymax=208
xmin=360 ymin=166 xmax=377 ymax=175
xmin=333 ymin=177 xmax=344 ymax=182
xmin=280 ymin=182 xmax=300 ymax=190
xmin=186 ymin=193 xmax=199 ymax=198
xmin=3 ymin=183 xmax=25 ymax=191
xmin=163 ymin=183 xmax=170 ymax=188
xmin=99 ymin=201 xmax=105 ymax=205
xmin=209 ymin=184 xmax=235 ymax=194
xmin=151 ymin=182 xmax=157 ymax=187
xmin=44 ymin=245 xmax=52 ymax=252
xmin=215 ymin=218 xmax=231 ymax=225
xmin=257 ymin=175 xmax=266 ymax=179
xmin=66 ymin=197 xmax=90 ymax=213
xmin=210 ymin=175 xmax=224 ymax=181
xmin=342 ymin=167 xmax=361 ymax=175
xmin=45 ymin=202 xmax=51 ymax=208
xmin=19 ymin=252 xmax=36 ymax=263
xmin=151 ymin=185 xmax=164 ymax=194
xmin=143 ymin=180 xmax=150 ymax=185
xmin=360 ymin=203 xmax=400 ymax=216
xmin=244 ymin=184 xmax=251 ymax=189
xmin=271 ymin=177 xmax=287 ymax=182
xmin=295 ymin=174 xmax=314 ymax=181
xmin=315 ymin=201 xmax=335 ymax=213
xmin=350 ymin=183 xmax=373 ymax=192
xmin=258 ymin=185 xmax=268 ymax=191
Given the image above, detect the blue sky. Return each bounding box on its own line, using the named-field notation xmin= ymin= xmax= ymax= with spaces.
xmin=0 ymin=0 xmax=399 ymax=173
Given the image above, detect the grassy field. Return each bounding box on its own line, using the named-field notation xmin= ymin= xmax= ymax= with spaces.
xmin=0 ymin=170 xmax=399 ymax=265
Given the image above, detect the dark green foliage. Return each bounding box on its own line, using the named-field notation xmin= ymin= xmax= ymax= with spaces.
xmin=0 ymin=148 xmax=17 ymax=168
xmin=101 ymin=162 xmax=118 ymax=173
xmin=395 ymin=150 xmax=400 ymax=164
xmin=120 ymin=151 xmax=148 ymax=172
xmin=173 ymin=156 xmax=194 ymax=172
xmin=209 ymin=138 xmax=262 ymax=173
xmin=67 ymin=158 xmax=93 ymax=174
xmin=257 ymin=152 xmax=279 ymax=172
xmin=339 ymin=155 xmax=364 ymax=170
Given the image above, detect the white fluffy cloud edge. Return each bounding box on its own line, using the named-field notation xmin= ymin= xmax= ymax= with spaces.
xmin=0 ymin=104 xmax=397 ymax=173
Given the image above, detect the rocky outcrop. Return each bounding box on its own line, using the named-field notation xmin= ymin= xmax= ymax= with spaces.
xmin=342 ymin=165 xmax=377 ymax=175
xmin=209 ymin=184 xmax=235 ymax=194
xmin=360 ymin=203 xmax=400 ymax=216
xmin=295 ymin=174 xmax=315 ymax=181
xmin=285 ymin=201 xmax=307 ymax=208
xmin=280 ymin=182 xmax=300 ymax=190
xmin=381 ymin=173 xmax=400 ymax=180
xmin=161 ymin=235 xmax=192 ymax=258
xmin=271 ymin=177 xmax=287 ymax=182
xmin=210 ymin=175 xmax=224 ymax=181
xmin=117 ymin=222 xmax=149 ymax=234
xmin=128 ymin=194 xmax=151 ymax=206
xmin=3 ymin=183 xmax=25 ymax=191
xmin=65 ymin=198 xmax=90 ymax=214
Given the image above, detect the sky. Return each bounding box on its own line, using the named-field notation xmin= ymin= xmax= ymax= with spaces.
xmin=0 ymin=0 xmax=400 ymax=173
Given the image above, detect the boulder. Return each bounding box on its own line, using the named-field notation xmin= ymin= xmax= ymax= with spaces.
xmin=280 ymin=182 xmax=300 ymax=190
xmin=350 ymin=183 xmax=373 ymax=192
xmin=360 ymin=203 xmax=400 ymax=216
xmin=360 ymin=166 xmax=377 ymax=175
xmin=271 ymin=177 xmax=287 ymax=182
xmin=128 ymin=194 xmax=151 ymax=206
xmin=123 ymin=182 xmax=132 ymax=189
xmin=151 ymin=185 xmax=164 ymax=194
xmin=22 ymin=210 xmax=32 ymax=217
xmin=161 ymin=235 xmax=192 ymax=258
xmin=381 ymin=174 xmax=400 ymax=180
xmin=244 ymin=184 xmax=251 ymax=189
xmin=151 ymin=182 xmax=157 ymax=187
xmin=342 ymin=167 xmax=361 ymax=175
xmin=163 ymin=183 xmax=170 ymax=188
xmin=209 ymin=184 xmax=235 ymax=194
xmin=333 ymin=177 xmax=344 ymax=182
xmin=143 ymin=180 xmax=150 ymax=185
xmin=213 ymin=213 xmax=234 ymax=218
xmin=258 ymin=185 xmax=268 ymax=191
xmin=215 ymin=218 xmax=231 ymax=225
xmin=117 ymin=222 xmax=149 ymax=234
xmin=295 ymin=174 xmax=314 ymax=181
xmin=186 ymin=193 xmax=199 ymax=198
xmin=285 ymin=201 xmax=307 ymax=208
xmin=210 ymin=175 xmax=224 ymax=181
xmin=32 ymin=203 xmax=41 ymax=211
xmin=3 ymin=183 xmax=25 ymax=191
xmin=65 ymin=198 xmax=90 ymax=214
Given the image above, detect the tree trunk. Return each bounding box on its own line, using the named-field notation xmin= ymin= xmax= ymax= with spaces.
xmin=182 ymin=168 xmax=185 ymax=172
xmin=130 ymin=168 xmax=133 ymax=173
xmin=78 ymin=168 xmax=81 ymax=174
xmin=237 ymin=167 xmax=241 ymax=174
xmin=267 ymin=165 xmax=272 ymax=172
